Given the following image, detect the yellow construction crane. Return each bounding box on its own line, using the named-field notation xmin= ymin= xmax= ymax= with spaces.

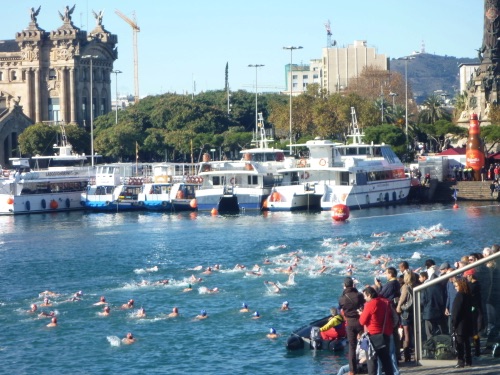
xmin=115 ymin=9 xmax=140 ymax=103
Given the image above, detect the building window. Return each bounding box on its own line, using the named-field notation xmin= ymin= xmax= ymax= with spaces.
xmin=292 ymin=75 xmax=298 ymax=80
xmin=10 ymin=70 xmax=17 ymax=81
xmin=303 ymin=83 xmax=308 ymax=88
xmin=313 ymin=74 xmax=319 ymax=79
xmin=292 ymin=83 xmax=298 ymax=88
xmin=302 ymin=75 xmax=308 ymax=79
xmin=49 ymin=69 xmax=57 ymax=80
xmin=0 ymin=71 xmax=3 ymax=81
xmin=100 ymin=98 xmax=106 ymax=115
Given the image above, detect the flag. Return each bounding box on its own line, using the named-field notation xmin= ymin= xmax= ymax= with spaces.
xmin=452 ymin=189 xmax=457 ymax=201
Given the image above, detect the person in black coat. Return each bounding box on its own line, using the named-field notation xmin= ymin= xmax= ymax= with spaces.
xmin=339 ymin=277 xmax=365 ymax=375
xmin=452 ymin=278 xmax=473 ymax=368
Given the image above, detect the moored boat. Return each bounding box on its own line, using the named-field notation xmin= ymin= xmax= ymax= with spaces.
xmin=265 ymin=108 xmax=411 ymax=211
xmin=81 ymin=163 xmax=152 ymax=211
xmin=195 ymin=119 xmax=285 ymax=213
xmin=138 ymin=163 xmax=199 ymax=211
xmin=0 ymin=142 xmax=95 ymax=215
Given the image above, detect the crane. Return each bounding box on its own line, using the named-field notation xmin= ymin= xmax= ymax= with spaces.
xmin=324 ymin=20 xmax=336 ymax=48
xmin=115 ymin=9 xmax=140 ymax=103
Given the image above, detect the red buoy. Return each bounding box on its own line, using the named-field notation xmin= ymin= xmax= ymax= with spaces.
xmin=331 ymin=204 xmax=350 ymax=221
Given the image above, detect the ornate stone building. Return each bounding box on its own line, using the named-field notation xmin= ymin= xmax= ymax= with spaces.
xmin=0 ymin=5 xmax=117 ymax=167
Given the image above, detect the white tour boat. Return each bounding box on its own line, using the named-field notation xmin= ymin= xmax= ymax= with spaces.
xmin=195 ymin=117 xmax=286 ymax=213
xmin=264 ymin=108 xmax=411 ymax=211
xmin=0 ymin=140 xmax=95 ymax=215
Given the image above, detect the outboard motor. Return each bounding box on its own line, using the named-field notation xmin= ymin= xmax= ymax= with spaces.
xmin=309 ymin=326 xmax=322 ymax=350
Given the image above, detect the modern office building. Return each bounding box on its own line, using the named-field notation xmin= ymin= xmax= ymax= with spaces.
xmin=0 ymin=6 xmax=117 ymax=166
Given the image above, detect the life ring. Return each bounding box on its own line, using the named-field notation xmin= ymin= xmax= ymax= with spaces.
xmin=298 ymin=159 xmax=306 ymax=167
xmin=319 ymin=158 xmax=327 ymax=166
xmin=2 ymin=170 xmax=9 ymax=177
xmin=301 ymin=172 xmax=310 ymax=179
xmin=198 ymin=177 xmax=203 ymax=183
xmin=195 ymin=177 xmax=201 ymax=183
xmin=230 ymin=177 xmax=235 ymax=185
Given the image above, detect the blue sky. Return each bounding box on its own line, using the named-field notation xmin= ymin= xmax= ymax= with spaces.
xmin=1 ymin=1 xmax=484 ymax=98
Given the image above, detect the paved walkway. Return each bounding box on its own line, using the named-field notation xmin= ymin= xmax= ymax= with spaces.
xmin=399 ymin=356 xmax=500 ymax=374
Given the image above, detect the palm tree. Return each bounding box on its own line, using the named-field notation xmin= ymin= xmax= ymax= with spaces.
xmin=418 ymin=94 xmax=451 ymax=124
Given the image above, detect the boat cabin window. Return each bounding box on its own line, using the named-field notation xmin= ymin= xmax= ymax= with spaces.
xmin=247 ymin=175 xmax=258 ymax=185
xmin=340 ymin=172 xmax=350 ymax=185
xmin=95 ymin=186 xmax=114 ymax=195
xmin=21 ymin=181 xmax=88 ymax=195
xmin=212 ymin=176 xmax=221 ymax=186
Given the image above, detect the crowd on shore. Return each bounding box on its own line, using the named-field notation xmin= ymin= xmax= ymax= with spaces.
xmin=331 ymin=243 xmax=500 ymax=375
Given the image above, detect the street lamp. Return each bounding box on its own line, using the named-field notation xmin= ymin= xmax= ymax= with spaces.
xmin=283 ymin=46 xmax=303 ymax=155
xmin=82 ymin=54 xmax=98 ymax=166
xmin=112 ymin=69 xmax=122 ymax=124
xmin=399 ymin=56 xmax=414 ymax=151
xmin=389 ymin=92 xmax=398 ymax=108
xmin=248 ymin=64 xmax=264 ymax=142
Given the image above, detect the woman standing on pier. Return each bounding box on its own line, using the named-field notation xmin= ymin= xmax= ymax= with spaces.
xmin=452 ymin=278 xmax=473 ymax=368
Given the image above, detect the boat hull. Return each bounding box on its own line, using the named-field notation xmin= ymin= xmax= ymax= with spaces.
xmin=196 ymin=187 xmax=268 ymax=212
xmin=0 ymin=191 xmax=85 ymax=215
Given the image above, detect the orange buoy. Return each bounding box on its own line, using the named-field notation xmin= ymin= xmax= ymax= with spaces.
xmin=211 ymin=208 xmax=218 ymax=216
xmin=262 ymin=199 xmax=268 ymax=209
xmin=49 ymin=200 xmax=59 ymax=210
xmin=331 ymin=204 xmax=350 ymax=221
xmin=6 ymin=197 xmax=14 ymax=205
xmin=190 ymin=199 xmax=197 ymax=209
xmin=453 ymin=203 xmax=459 ymax=209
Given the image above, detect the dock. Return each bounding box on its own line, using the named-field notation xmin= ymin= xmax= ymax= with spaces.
xmin=399 ymin=356 xmax=500 ymax=374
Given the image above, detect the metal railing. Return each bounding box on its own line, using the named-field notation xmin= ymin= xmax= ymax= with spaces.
xmin=413 ymin=251 xmax=500 ymax=363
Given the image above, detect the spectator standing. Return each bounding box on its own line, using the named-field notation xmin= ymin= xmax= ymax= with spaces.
xmin=396 ymin=271 xmax=417 ymax=362
xmin=464 ymin=268 xmax=483 ymax=357
xmin=452 ymin=278 xmax=473 ymax=368
xmin=420 ymin=271 xmax=446 ymax=339
xmin=359 ymin=287 xmax=395 ymax=375
xmin=339 ymin=277 xmax=365 ymax=375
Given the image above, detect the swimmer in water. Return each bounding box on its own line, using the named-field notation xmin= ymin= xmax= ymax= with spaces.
xmin=136 ymin=307 xmax=146 ymax=318
xmin=280 ymin=301 xmax=290 ymax=311
xmin=189 ymin=275 xmax=203 ymax=283
xmin=39 ymin=290 xmax=59 ymax=297
xmin=168 ymin=307 xmax=179 ymax=318
xmin=99 ymin=306 xmax=111 ymax=316
xmin=122 ymin=299 xmax=134 ymax=309
xmin=203 ymin=267 xmax=212 ymax=275
xmin=27 ymin=303 xmax=38 ymax=313
xmin=122 ymin=332 xmax=135 ymax=344
xmin=252 ymin=311 xmax=261 ymax=319
xmin=46 ymin=317 xmax=57 ymax=327
xmin=207 ymin=287 xmax=219 ymax=294
xmin=93 ymin=296 xmax=107 ymax=306
xmin=240 ymin=303 xmax=249 ymax=313
xmin=38 ymin=310 xmax=55 ymax=318
xmin=195 ymin=310 xmax=208 ymax=320
xmin=264 ymin=281 xmax=281 ymax=294
xmin=183 ymin=284 xmax=193 ymax=292
xmin=41 ymin=298 xmax=52 ymax=307
xmin=267 ymin=328 xmax=278 ymax=339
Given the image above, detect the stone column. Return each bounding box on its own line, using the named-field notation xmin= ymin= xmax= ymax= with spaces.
xmin=60 ymin=67 xmax=66 ymax=123
xmin=34 ymin=68 xmax=41 ymax=123
xmin=69 ymin=68 xmax=76 ymax=124
xmin=26 ymin=68 xmax=32 ymax=120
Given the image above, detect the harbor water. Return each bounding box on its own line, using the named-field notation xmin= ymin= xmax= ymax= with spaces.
xmin=0 ymin=202 xmax=499 ymax=375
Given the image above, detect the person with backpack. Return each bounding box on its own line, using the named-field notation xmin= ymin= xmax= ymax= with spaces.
xmin=396 ymin=271 xmax=416 ymax=362
xmin=452 ymin=278 xmax=473 ymax=368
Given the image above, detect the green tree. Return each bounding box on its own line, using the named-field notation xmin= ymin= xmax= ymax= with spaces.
xmin=363 ymin=124 xmax=406 ymax=157
xmin=18 ymin=123 xmax=58 ymax=156
xmin=481 ymin=124 xmax=500 ymax=153
xmin=418 ymin=94 xmax=451 ymax=124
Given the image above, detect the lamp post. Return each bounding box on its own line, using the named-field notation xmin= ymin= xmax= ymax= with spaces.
xmin=389 ymin=92 xmax=397 ymax=108
xmin=112 ymin=69 xmax=122 ymax=124
xmin=82 ymin=54 xmax=98 ymax=166
xmin=248 ymin=64 xmax=264 ymax=141
xmin=380 ymin=86 xmax=384 ymax=124
xmin=283 ymin=46 xmax=303 ymax=155
xmin=399 ymin=56 xmax=414 ymax=152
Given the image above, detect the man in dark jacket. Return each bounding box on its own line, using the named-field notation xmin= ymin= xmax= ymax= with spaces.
xmin=339 ymin=277 xmax=365 ymax=375
xmin=420 ymin=271 xmax=446 ymax=339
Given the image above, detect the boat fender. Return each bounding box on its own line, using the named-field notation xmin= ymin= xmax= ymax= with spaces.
xmin=25 ymin=201 xmax=30 ymax=211
xmin=41 ymin=199 xmax=46 ymax=209
xmin=65 ymin=198 xmax=71 ymax=208
xmin=2 ymin=170 xmax=10 ymax=177
xmin=198 ymin=177 xmax=203 ymax=183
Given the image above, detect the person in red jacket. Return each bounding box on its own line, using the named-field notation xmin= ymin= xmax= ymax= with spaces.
xmin=359 ymin=286 xmax=394 ymax=375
